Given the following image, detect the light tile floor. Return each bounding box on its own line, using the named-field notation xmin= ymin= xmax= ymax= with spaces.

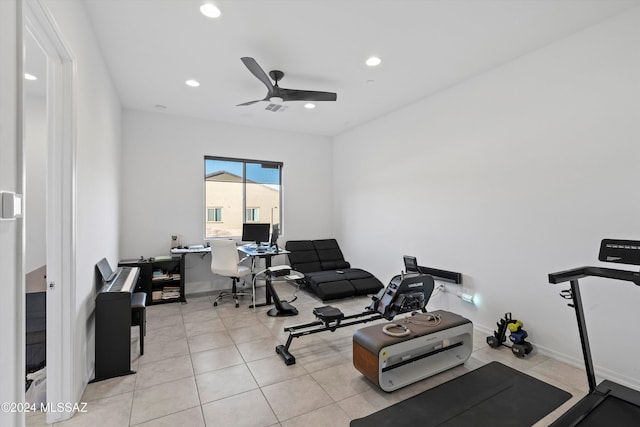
xmin=26 ymin=282 xmax=589 ymax=426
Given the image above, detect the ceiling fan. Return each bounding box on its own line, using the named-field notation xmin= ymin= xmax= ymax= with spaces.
xmin=237 ymin=57 xmax=337 ymax=106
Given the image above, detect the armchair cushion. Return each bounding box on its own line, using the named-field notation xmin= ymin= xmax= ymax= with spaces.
xmin=306 ymin=275 xmax=355 ymax=300
xmin=285 ymin=240 xmax=322 ymax=273
xmin=285 ymin=239 xmax=383 ymax=301
xmin=312 ymin=239 xmax=351 ymax=270
xmin=348 ymin=272 xmax=386 ymax=295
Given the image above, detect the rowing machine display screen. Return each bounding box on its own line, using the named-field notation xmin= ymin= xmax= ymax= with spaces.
xmin=369 ymin=273 xmax=434 ymax=320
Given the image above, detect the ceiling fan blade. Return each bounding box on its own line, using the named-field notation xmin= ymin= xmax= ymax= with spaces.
xmin=236 ymin=99 xmax=263 ymax=106
xmin=240 ymin=57 xmax=274 ymax=92
xmin=280 ymin=88 xmax=337 ymax=102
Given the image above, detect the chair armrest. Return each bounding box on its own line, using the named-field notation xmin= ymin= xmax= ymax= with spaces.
xmin=239 ymin=255 xmax=251 ymax=264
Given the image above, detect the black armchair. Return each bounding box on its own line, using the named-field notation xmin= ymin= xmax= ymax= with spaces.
xmin=285 ymin=239 xmax=383 ymax=301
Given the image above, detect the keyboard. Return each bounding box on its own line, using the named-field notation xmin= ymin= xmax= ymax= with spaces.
xmin=106 ymin=267 xmax=135 ymax=293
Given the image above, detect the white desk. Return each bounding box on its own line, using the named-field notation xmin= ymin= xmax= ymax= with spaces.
xmin=170 ymin=247 xmax=211 ymax=255
xmin=170 ymin=244 xmax=290 ymax=309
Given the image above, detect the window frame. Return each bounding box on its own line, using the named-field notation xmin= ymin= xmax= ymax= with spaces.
xmin=204 ymin=156 xmax=283 ymax=239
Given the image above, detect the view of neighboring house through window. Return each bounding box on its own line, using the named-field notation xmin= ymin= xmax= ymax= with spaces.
xmin=245 ymin=207 xmax=259 ymax=222
xmin=205 ymin=156 xmax=282 ymax=239
xmin=207 ymin=207 xmax=222 ymax=222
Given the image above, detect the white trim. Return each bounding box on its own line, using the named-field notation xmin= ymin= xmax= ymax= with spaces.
xmin=23 ymin=1 xmax=76 ymax=423
xmin=16 ymin=2 xmax=26 ymax=427
xmin=475 ymin=322 xmax=640 ymax=392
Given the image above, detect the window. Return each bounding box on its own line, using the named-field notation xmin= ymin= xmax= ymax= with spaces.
xmin=207 ymin=207 xmax=222 ymax=222
xmin=245 ymin=208 xmax=259 ymax=222
xmin=204 ymin=156 xmax=282 ymax=239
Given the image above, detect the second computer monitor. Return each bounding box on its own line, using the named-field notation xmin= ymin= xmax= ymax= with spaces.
xmin=270 ymin=224 xmax=280 ymax=248
xmin=242 ymin=223 xmax=270 ymax=245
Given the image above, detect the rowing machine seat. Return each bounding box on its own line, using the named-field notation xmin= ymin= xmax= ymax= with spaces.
xmin=313 ymin=306 xmax=344 ymax=323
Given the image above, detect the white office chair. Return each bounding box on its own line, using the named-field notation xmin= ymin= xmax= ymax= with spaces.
xmin=211 ymin=239 xmax=252 ymax=308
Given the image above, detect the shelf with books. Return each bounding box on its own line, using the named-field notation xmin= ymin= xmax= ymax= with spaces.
xmin=119 ymin=256 xmax=185 ymax=305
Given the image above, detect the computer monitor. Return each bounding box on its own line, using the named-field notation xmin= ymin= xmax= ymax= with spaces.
xmin=242 ymin=223 xmax=270 ymax=245
xmin=270 ymin=224 xmax=280 ymax=248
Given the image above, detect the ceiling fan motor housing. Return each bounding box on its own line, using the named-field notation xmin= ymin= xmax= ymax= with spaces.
xmin=269 ymin=70 xmax=284 ymax=83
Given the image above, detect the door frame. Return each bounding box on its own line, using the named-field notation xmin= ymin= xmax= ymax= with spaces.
xmin=23 ymin=0 xmax=76 ymax=423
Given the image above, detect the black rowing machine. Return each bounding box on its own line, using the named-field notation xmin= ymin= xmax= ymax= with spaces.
xmin=275 ymin=272 xmax=435 ymax=365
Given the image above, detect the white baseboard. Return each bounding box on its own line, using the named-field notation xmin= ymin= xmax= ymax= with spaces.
xmin=474 ymin=321 xmax=640 ymax=391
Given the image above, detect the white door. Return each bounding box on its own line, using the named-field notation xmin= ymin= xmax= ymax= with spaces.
xmin=23 ymin=1 xmax=76 ymax=423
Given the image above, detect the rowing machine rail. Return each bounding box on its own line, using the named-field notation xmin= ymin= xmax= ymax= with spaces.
xmin=276 ymin=273 xmax=435 ymax=365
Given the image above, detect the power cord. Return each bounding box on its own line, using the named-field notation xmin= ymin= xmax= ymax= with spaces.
xmin=381 ymin=312 xmax=442 ymax=337
xmin=430 ymin=283 xmax=446 ymax=298
xmin=401 ymin=312 xmax=442 ymax=327
xmin=382 ymin=324 xmax=411 ymax=337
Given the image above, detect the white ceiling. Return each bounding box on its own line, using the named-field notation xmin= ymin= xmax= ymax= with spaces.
xmin=82 ymin=0 xmax=639 ymax=137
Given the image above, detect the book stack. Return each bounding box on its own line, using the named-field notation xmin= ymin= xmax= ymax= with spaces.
xmin=152 ymin=270 xmax=169 ymax=281
xmin=152 ymin=290 xmax=163 ymax=301
xmin=162 ymin=286 xmax=181 ymax=300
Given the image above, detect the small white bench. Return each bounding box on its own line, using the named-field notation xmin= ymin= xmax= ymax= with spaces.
xmin=353 ymin=310 xmax=473 ymax=391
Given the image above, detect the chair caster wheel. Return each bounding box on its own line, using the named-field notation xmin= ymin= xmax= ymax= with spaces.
xmin=213 ymin=301 xmax=218 ymax=307
xmin=235 ymin=303 xmax=239 ymax=308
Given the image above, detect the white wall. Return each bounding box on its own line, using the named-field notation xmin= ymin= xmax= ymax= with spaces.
xmin=44 ymin=0 xmax=123 ymax=398
xmin=333 ymin=7 xmax=640 ymax=387
xmin=120 ymin=110 xmax=333 ymax=293
xmin=0 ymin=1 xmax=24 ymax=425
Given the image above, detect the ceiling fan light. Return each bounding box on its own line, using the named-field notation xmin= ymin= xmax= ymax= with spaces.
xmin=269 ymin=96 xmax=284 ymax=104
xmin=200 ymin=3 xmax=221 ymax=18
xmin=366 ymin=56 xmax=382 ymax=67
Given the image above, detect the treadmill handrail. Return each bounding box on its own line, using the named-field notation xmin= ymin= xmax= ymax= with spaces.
xmin=547 ymin=263 xmax=640 ymax=426
xmin=549 ymin=266 xmax=640 ymax=285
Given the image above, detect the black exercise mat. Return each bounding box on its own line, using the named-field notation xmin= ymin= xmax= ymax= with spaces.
xmin=351 ymin=361 xmax=572 ymax=427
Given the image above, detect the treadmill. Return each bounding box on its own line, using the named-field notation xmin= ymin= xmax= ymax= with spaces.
xmin=548 ymin=239 xmax=640 ymax=426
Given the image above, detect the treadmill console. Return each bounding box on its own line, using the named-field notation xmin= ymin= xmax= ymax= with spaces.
xmin=598 ymin=239 xmax=640 ymax=266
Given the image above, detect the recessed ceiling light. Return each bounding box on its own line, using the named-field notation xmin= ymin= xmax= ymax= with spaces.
xmin=365 ymin=56 xmax=381 ymax=67
xmin=200 ymin=3 xmax=221 ymax=18
xmin=185 ymin=79 xmax=200 ymax=87
xmin=304 ymin=103 xmax=316 ymax=109
xmin=24 ymin=73 xmax=37 ymax=80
